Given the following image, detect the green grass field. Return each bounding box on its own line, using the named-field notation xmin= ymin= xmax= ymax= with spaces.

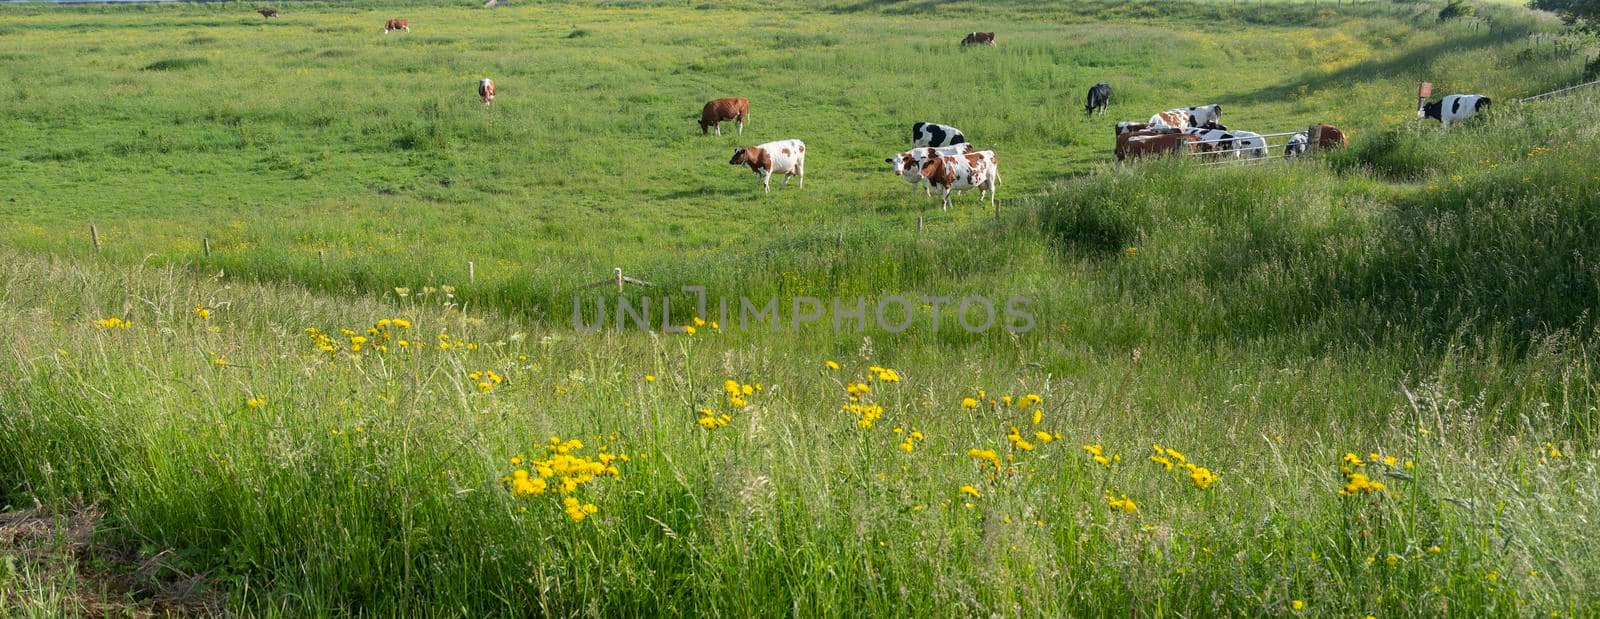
xmin=2 ymin=0 xmax=1599 ymax=616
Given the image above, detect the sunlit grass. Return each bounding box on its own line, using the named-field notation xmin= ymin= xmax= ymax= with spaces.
xmin=1 ymin=0 xmax=1598 ymax=615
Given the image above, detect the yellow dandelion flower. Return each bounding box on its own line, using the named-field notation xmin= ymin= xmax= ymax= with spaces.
xmin=958 ymin=485 xmax=980 ymax=498
xmin=825 ymin=360 xmax=840 ymax=370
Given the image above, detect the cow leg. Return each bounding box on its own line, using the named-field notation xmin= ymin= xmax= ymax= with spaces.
xmin=737 ymin=117 xmax=744 ymax=135
xmin=762 ymin=171 xmax=772 ymax=193
xmin=714 ymin=124 xmax=721 ymax=137
xmin=796 ymin=164 xmax=804 ymax=189
xmin=941 ymin=187 xmax=952 ymax=211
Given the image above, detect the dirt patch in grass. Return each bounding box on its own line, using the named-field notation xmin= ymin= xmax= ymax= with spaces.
xmin=0 ymin=504 xmax=225 ymax=616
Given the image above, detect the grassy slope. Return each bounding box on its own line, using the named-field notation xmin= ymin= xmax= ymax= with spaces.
xmin=0 ymin=0 xmax=1568 ymax=309
xmin=2 ymin=0 xmax=1600 ymax=616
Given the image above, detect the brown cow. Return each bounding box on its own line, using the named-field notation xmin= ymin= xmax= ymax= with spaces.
xmin=258 ymin=8 xmax=278 ymax=18
xmin=384 ymin=19 xmax=410 ymax=34
xmin=1312 ymin=124 xmax=1348 ymax=150
xmin=961 ymin=32 xmax=996 ymax=46
xmin=1114 ymin=130 xmax=1197 ymax=165
xmin=478 ymin=78 xmax=495 ymax=106
xmin=700 ymin=97 xmax=748 ymax=136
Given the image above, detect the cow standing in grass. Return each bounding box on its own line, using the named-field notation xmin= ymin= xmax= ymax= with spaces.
xmin=258 ymin=8 xmax=278 ymax=18
xmin=1150 ymin=104 xmax=1223 ymax=130
xmin=730 ymin=139 xmax=805 ymax=193
xmin=886 ymin=145 xmax=975 ymax=195
xmin=961 ymin=32 xmax=996 ymax=46
xmin=1086 ymin=83 xmax=1112 ymax=116
xmin=478 ymin=78 xmax=495 ymax=106
xmin=1422 ymin=95 xmax=1490 ymax=128
xmin=700 ymin=97 xmax=749 ymax=136
xmin=1115 ymin=130 xmax=1197 ymax=165
xmin=919 ymin=151 xmax=1000 ymax=210
xmin=912 ymin=122 xmax=967 ymax=148
xmin=384 ymin=19 xmax=410 ymax=33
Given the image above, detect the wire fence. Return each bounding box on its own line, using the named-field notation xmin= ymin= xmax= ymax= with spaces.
xmin=1516 ymin=79 xmax=1600 ymax=105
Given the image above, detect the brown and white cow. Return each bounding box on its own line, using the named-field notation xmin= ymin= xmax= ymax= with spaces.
xmin=700 ymin=97 xmax=748 ymax=136
xmin=258 ymin=8 xmax=278 ymax=18
xmin=1114 ymin=130 xmax=1198 ymax=165
xmin=478 ymin=78 xmax=495 ymax=106
xmin=1148 ymin=104 xmax=1222 ymax=131
xmin=1115 ymin=122 xmax=1151 ymax=138
xmin=383 ymin=18 xmax=410 ymax=33
xmin=961 ymin=32 xmax=996 ymax=46
xmin=730 ymin=139 xmax=805 ymax=193
xmin=919 ymin=151 xmax=999 ymax=211
xmin=886 ymin=144 xmax=975 ymax=195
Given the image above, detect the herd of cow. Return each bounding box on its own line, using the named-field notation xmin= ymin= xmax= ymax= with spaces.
xmin=254 ymin=13 xmax=1497 ymax=208
xmin=1106 ymin=87 xmax=1493 ymax=165
xmin=699 ymin=95 xmax=998 ymax=209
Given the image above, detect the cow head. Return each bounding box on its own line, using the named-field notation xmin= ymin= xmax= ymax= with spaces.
xmin=729 ymin=148 xmax=749 ymax=165
xmin=1421 ymin=100 xmax=1443 ymax=121
xmin=1115 ymin=121 xmax=1149 ymax=137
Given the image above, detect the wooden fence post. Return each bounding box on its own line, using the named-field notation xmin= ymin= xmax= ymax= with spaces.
xmin=1308 ymin=124 xmax=1322 ymax=156
xmin=89 ymin=224 xmax=101 ymax=253
xmin=468 ymin=261 xmax=476 ymax=283
xmin=319 ymin=249 xmax=326 ymax=266
xmin=917 ymin=216 xmax=925 ymax=234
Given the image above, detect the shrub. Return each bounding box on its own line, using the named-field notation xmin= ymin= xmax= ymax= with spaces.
xmin=142 ymin=57 xmax=209 ymax=71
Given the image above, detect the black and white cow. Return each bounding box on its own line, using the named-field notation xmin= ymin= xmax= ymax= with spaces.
xmin=1229 ymin=130 xmax=1267 ymax=159
xmin=1184 ymin=126 xmax=1264 ymax=159
xmin=1285 ymin=132 xmax=1309 ymax=158
xmin=1085 ymin=83 xmax=1112 ymax=116
xmin=912 ymin=122 xmax=967 ymax=148
xmin=1421 ymin=94 xmax=1491 ymax=129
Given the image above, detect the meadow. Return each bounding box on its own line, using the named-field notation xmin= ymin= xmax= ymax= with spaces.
xmin=2 ymin=0 xmax=1599 ymax=616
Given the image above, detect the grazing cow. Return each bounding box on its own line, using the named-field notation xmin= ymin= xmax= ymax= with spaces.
xmin=912 ymin=122 xmax=967 ymax=148
xmin=1285 ymin=132 xmax=1309 ymax=158
xmin=384 ymin=19 xmax=410 ymax=33
xmin=700 ymin=97 xmax=749 ymax=136
xmin=919 ymin=151 xmax=1000 ymax=210
xmin=1149 ymin=104 xmax=1223 ymax=130
xmin=1311 ymin=124 xmax=1348 ymax=149
xmin=730 ymin=139 xmax=805 ymax=193
xmin=886 ymin=145 xmax=976 ymax=195
xmin=961 ymin=32 xmax=996 ymax=46
xmin=1086 ymin=83 xmax=1112 ymax=116
xmin=1114 ymin=130 xmax=1198 ymax=165
xmin=1422 ymin=95 xmax=1490 ymax=128
xmin=478 ymin=78 xmax=495 ymax=106
xmin=258 ymin=8 xmax=278 ymax=18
